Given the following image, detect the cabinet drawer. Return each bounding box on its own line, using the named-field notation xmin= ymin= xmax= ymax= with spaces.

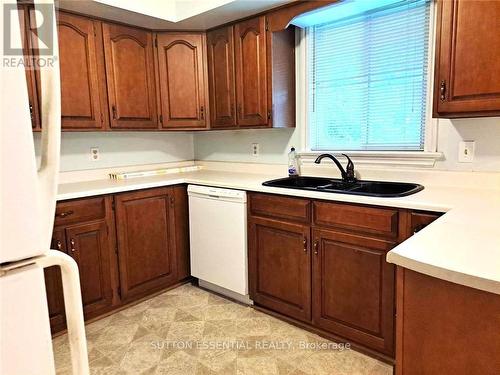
xmin=313 ymin=201 xmax=398 ymax=238
xmin=249 ymin=193 xmax=311 ymax=223
xmin=55 ymin=196 xmax=106 ymax=226
xmin=410 ymin=211 xmax=442 ymax=235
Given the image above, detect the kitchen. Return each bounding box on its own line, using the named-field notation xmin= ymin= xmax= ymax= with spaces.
xmin=1 ymin=0 xmax=500 ymax=374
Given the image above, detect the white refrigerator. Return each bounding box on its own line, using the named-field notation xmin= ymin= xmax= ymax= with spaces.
xmin=0 ymin=1 xmax=89 ymax=374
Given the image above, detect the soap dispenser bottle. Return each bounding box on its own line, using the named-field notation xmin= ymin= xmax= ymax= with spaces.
xmin=288 ymin=147 xmax=300 ymax=177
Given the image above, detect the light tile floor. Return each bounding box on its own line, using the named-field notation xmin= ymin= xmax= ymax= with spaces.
xmin=53 ymin=283 xmax=393 ymax=375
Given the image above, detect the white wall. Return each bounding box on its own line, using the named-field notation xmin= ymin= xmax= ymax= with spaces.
xmin=194 ymin=128 xmax=299 ymax=164
xmin=34 ymin=132 xmax=194 ymax=172
xmin=435 ymin=117 xmax=500 ymax=172
xmin=41 ymin=117 xmax=500 ymax=173
xmin=193 ymin=117 xmax=500 ymax=172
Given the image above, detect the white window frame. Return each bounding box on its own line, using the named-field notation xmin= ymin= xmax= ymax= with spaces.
xmin=296 ymin=0 xmax=442 ymax=168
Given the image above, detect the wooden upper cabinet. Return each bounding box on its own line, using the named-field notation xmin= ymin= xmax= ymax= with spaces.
xmin=114 ymin=187 xmax=178 ymax=302
xmin=57 ymin=12 xmax=108 ymax=130
xmin=18 ymin=5 xmax=40 ymax=131
xmin=102 ymin=23 xmax=158 ymax=129
xmin=234 ymin=16 xmax=268 ymax=127
xmin=266 ymin=27 xmax=296 ymax=128
xmin=434 ymin=0 xmax=500 ymax=117
xmin=156 ymin=33 xmax=208 ymax=129
xmin=207 ymin=26 xmax=237 ymax=128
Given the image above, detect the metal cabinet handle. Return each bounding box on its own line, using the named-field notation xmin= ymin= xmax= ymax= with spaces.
xmin=440 ymin=80 xmax=446 ymax=101
xmin=313 ymin=240 xmax=319 ymax=255
xmin=29 ymin=103 xmax=34 ymax=120
xmin=112 ymin=105 xmax=117 ymax=119
xmin=303 ymin=237 xmax=307 ymax=252
xmin=56 ymin=240 xmax=62 ymax=251
xmin=200 ymin=106 xmax=204 ymax=120
xmin=413 ymin=224 xmax=426 ymax=235
xmin=56 ymin=210 xmax=74 ymax=218
xmin=70 ymin=238 xmax=76 ymax=253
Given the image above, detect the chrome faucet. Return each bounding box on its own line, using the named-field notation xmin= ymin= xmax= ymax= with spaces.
xmin=314 ymin=154 xmax=357 ymax=183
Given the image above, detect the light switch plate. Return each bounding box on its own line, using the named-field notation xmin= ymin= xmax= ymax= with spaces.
xmin=458 ymin=141 xmax=475 ymax=163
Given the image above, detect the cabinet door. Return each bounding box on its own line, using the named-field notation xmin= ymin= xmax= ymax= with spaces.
xmin=18 ymin=5 xmax=40 ymax=130
xmin=248 ymin=217 xmax=311 ymax=322
xmin=45 ymin=229 xmax=67 ymax=334
xmin=312 ymin=229 xmax=395 ymax=356
xmin=434 ymin=0 xmax=500 ymax=116
xmin=114 ymin=188 xmax=177 ymax=302
xmin=207 ymin=26 xmax=237 ymax=128
xmin=156 ymin=33 xmax=208 ymax=129
xmin=234 ymin=16 xmax=268 ymax=127
xmin=102 ymin=23 xmax=158 ymax=129
xmin=65 ymin=221 xmax=113 ymax=318
xmin=56 ymin=13 xmax=108 ymax=130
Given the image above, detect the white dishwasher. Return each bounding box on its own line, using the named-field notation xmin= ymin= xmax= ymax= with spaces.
xmin=188 ymin=185 xmax=251 ymax=304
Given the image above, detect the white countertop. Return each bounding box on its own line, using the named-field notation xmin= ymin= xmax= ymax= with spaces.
xmin=58 ymin=169 xmax=500 ymax=295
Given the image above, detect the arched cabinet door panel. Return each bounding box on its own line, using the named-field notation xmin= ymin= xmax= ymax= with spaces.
xmin=156 ymin=33 xmax=208 ymax=129
xmin=234 ymin=16 xmax=268 ymax=127
xmin=56 ymin=12 xmax=108 ymax=130
xmin=28 ymin=10 xmax=108 ymax=130
xmin=18 ymin=5 xmax=41 ymax=131
xmin=207 ymin=26 xmax=237 ymax=128
xmin=103 ymin=23 xmax=158 ymax=129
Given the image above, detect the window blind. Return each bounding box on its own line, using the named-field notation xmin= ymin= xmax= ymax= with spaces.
xmin=308 ymin=0 xmax=431 ymax=151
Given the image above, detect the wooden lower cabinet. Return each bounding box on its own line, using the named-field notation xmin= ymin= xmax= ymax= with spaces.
xmin=47 ymin=220 xmax=114 ymax=333
xmin=65 ymin=221 xmax=114 ymax=318
xmin=46 ymin=196 xmax=115 ymax=334
xmin=45 ymin=185 xmax=190 ymax=334
xmin=45 ymin=230 xmax=68 ymax=333
xmin=312 ymin=228 xmax=396 ymax=356
xmin=396 ymin=268 xmax=500 ymax=375
xmin=248 ymin=217 xmax=311 ymax=322
xmin=409 ymin=211 xmax=442 ymax=235
xmin=114 ymin=187 xmax=178 ymax=302
xmin=247 ymin=193 xmax=444 ymax=360
xmin=172 ymin=185 xmax=190 ymax=280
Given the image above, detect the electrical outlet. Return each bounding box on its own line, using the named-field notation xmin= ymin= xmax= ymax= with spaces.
xmin=458 ymin=141 xmax=475 ymax=163
xmin=90 ymin=147 xmax=100 ymax=161
xmin=252 ymin=143 xmax=260 ymax=157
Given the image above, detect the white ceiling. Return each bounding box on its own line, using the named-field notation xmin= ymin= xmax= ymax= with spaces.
xmin=57 ymin=0 xmax=297 ymax=30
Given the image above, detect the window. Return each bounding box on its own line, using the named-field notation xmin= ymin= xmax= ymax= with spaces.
xmin=307 ymin=0 xmax=432 ymax=152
